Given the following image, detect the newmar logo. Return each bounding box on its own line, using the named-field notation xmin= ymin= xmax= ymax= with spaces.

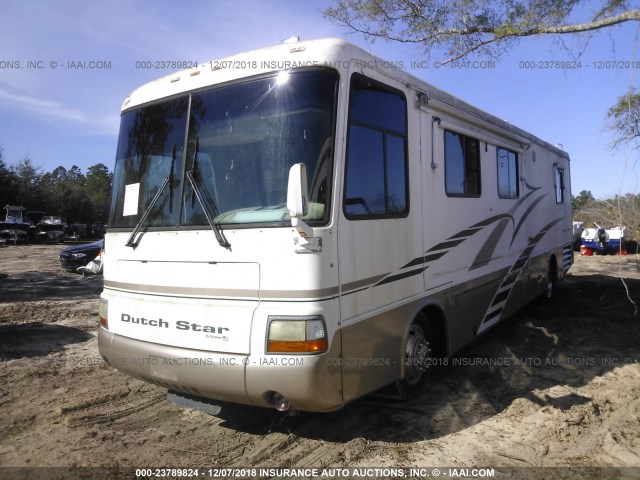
xmin=120 ymin=313 xmax=230 ymax=336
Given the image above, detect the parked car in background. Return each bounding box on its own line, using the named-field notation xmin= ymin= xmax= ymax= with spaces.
xmin=59 ymin=239 xmax=104 ymax=271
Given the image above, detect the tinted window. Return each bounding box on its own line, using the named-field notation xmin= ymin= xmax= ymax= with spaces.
xmin=444 ymin=130 xmax=481 ymax=196
xmin=344 ymin=75 xmax=408 ymax=218
xmin=110 ymin=97 xmax=188 ymax=228
xmin=349 ymin=88 xmax=406 ymax=134
xmin=555 ymin=166 xmax=565 ymax=203
xmin=345 ymin=126 xmax=386 ymax=215
xmin=497 ymin=147 xmax=519 ymax=198
xmin=109 ymin=70 xmax=338 ymax=229
xmin=182 ymin=70 xmax=338 ymax=226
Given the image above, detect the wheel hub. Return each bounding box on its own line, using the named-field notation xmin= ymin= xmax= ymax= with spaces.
xmin=405 ymin=325 xmax=431 ymax=385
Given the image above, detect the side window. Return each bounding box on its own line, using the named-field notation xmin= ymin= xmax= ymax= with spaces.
xmin=554 ymin=165 xmax=565 ymax=203
xmin=344 ymin=75 xmax=408 ymax=218
xmin=444 ymin=130 xmax=481 ymax=196
xmin=497 ymin=147 xmax=519 ymax=198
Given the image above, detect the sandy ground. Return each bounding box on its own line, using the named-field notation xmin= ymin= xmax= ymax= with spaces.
xmin=0 ymin=244 xmax=639 ymax=478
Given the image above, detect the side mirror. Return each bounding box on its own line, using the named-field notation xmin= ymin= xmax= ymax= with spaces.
xmin=287 ymin=163 xmax=309 ymax=218
xmin=286 ymin=163 xmax=313 ymax=238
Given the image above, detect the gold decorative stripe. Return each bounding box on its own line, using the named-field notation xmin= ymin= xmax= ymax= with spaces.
xmin=104 ymin=272 xmax=394 ymax=301
xmin=103 ymin=279 xmax=339 ymax=300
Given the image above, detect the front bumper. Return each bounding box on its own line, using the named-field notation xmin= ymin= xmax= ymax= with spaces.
xmin=98 ymin=327 xmax=343 ymax=412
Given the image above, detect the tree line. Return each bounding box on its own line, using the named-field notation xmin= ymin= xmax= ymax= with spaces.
xmin=0 ymin=146 xmax=112 ymax=225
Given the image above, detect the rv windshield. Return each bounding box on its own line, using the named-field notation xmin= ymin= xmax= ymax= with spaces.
xmin=110 ymin=69 xmax=338 ymax=229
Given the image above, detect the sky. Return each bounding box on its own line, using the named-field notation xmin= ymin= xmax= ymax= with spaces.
xmin=0 ymin=0 xmax=638 ymax=199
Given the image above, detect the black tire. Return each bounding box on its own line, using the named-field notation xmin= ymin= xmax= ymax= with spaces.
xmin=543 ymin=259 xmax=558 ymax=302
xmin=397 ymin=313 xmax=432 ymax=399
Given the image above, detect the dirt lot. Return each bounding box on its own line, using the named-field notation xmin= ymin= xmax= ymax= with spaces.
xmin=1 ymin=244 xmax=639 ymax=478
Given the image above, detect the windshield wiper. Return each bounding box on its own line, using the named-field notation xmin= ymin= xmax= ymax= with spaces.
xmin=186 ymin=138 xmax=231 ymax=249
xmin=125 ymin=145 xmax=176 ymax=248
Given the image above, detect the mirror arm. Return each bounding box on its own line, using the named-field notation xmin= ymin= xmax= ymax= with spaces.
xmin=291 ymin=216 xmax=314 ymax=238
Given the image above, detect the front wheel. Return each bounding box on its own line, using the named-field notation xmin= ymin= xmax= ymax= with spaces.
xmin=397 ymin=315 xmax=432 ymax=399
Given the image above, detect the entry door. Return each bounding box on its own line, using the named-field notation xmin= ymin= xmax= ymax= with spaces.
xmin=520 ymin=148 xmax=547 ymax=296
xmin=337 ymin=69 xmax=423 ymax=401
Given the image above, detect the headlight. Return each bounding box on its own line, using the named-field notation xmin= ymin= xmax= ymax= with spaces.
xmin=266 ymin=316 xmax=327 ymax=354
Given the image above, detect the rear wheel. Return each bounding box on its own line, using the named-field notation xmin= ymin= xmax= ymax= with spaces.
xmin=544 ymin=259 xmax=558 ymax=301
xmin=397 ymin=314 xmax=432 ymax=398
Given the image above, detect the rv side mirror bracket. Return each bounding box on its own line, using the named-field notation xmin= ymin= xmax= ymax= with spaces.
xmin=287 ymin=164 xmax=314 ymax=238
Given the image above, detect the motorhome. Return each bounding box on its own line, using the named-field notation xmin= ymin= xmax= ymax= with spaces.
xmin=98 ymin=38 xmax=573 ymax=413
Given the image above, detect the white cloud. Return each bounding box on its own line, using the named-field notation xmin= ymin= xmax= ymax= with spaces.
xmin=0 ymin=88 xmax=120 ymax=135
xmin=0 ymin=88 xmax=88 ymax=122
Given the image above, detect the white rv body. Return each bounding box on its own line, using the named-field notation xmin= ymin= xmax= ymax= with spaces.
xmin=98 ymin=39 xmax=573 ymax=412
